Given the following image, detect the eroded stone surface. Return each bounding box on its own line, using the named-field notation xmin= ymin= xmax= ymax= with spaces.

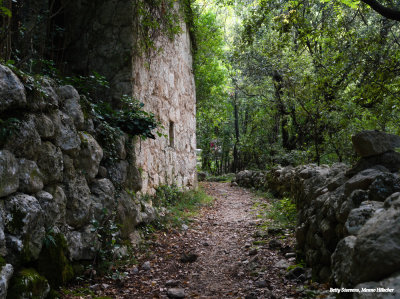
xmin=331 ymin=236 xmax=357 ymax=287
xmin=345 ymin=201 xmax=383 ymax=235
xmin=57 ymin=85 xmax=85 ymax=129
xmin=352 ymin=130 xmax=400 ymax=157
xmin=17 ymin=159 xmax=44 ymax=194
xmin=0 ymin=150 xmax=19 ymax=198
xmin=4 ymin=193 xmax=45 ymax=261
xmin=66 ymin=226 xmax=99 ymax=261
xmin=0 ymin=65 xmax=26 ymax=112
xmin=351 ymin=205 xmax=400 ymax=284
xmin=27 ymin=77 xmax=59 ymax=111
xmin=33 ymin=114 xmax=54 ymax=138
xmin=90 ymin=178 xmax=115 ymax=221
xmin=4 ymin=116 xmax=41 ymax=160
xmin=0 ymin=264 xmax=13 ymax=298
xmin=75 ymin=132 xmax=103 ymax=181
xmin=50 ymin=111 xmax=81 ymax=155
xmin=64 ymin=174 xmax=92 ymax=228
xmin=37 ymin=141 xmax=64 ymax=184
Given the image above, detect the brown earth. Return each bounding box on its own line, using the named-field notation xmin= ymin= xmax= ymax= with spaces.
xmin=63 ymin=182 xmax=319 ymax=299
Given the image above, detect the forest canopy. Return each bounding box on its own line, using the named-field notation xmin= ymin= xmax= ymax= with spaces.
xmin=193 ymin=0 xmax=400 ymax=173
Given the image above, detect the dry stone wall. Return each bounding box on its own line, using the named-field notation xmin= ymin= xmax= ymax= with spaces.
xmin=0 ymin=64 xmax=157 ymax=297
xmin=234 ymin=131 xmax=400 ymax=294
xmin=133 ymin=21 xmax=197 ymax=194
xmin=0 ymin=1 xmax=197 ymax=296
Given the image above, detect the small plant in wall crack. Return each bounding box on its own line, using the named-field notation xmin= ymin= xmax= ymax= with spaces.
xmin=90 ymin=209 xmax=122 ymax=274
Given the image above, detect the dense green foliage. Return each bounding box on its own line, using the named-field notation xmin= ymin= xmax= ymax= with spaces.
xmin=193 ymin=0 xmax=400 ymax=173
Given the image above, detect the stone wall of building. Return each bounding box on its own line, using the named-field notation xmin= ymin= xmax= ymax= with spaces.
xmin=64 ymin=1 xmax=197 ymax=194
xmin=63 ymin=0 xmax=134 ymax=100
xmin=133 ymin=19 xmax=197 ymax=194
xmin=0 ymin=1 xmax=197 ymax=295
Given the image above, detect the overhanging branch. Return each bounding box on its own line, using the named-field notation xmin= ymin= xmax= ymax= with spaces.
xmin=362 ymin=0 xmax=400 ymax=21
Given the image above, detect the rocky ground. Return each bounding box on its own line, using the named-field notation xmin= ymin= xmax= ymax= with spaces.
xmin=63 ymin=182 xmax=325 ymax=298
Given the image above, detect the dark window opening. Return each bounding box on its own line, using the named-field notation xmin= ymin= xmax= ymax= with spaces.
xmin=169 ymin=121 xmax=175 ymax=147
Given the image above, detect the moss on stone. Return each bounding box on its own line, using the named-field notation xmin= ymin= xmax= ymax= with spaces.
xmin=0 ymin=256 xmax=6 ymax=269
xmin=7 ymin=268 xmax=49 ymax=299
xmin=71 ymin=262 xmax=85 ymax=277
xmin=37 ymin=233 xmax=74 ymax=288
xmin=78 ymin=132 xmax=89 ymax=147
xmin=7 ymin=205 xmax=26 ymax=234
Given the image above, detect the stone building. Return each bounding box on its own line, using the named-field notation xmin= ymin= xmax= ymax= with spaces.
xmin=0 ymin=1 xmax=197 ymax=296
xmin=63 ymin=0 xmax=197 ymax=193
xmin=133 ymin=20 xmax=197 ymax=194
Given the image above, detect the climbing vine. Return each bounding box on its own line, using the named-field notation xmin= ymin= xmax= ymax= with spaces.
xmin=134 ymin=0 xmax=192 ymax=55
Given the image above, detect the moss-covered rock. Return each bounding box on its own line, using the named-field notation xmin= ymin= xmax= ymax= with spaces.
xmin=7 ymin=268 xmax=50 ymax=299
xmin=37 ymin=233 xmax=74 ymax=287
xmin=4 ymin=194 xmax=46 ymax=263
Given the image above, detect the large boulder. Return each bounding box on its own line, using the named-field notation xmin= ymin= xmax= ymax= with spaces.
xmin=75 ymin=132 xmax=103 ymax=181
xmin=43 ymin=185 xmax=67 ymax=227
xmin=50 ymin=111 xmax=81 ymax=155
xmin=7 ymin=268 xmax=50 ymax=299
xmin=57 ymin=85 xmax=85 ymax=130
xmin=36 ymin=141 xmax=64 ymax=184
xmin=352 ymin=130 xmax=400 ymax=157
xmin=36 ymin=189 xmax=67 ymax=229
xmin=344 ymin=168 xmax=384 ymax=197
xmin=345 ymin=201 xmax=384 ymax=235
xmin=32 ymin=113 xmax=54 ymax=139
xmin=4 ymin=194 xmax=45 ymax=261
xmin=66 ymin=226 xmax=99 ymax=261
xmin=368 ymin=173 xmax=400 ymax=202
xmin=0 ymin=150 xmax=19 ymax=198
xmin=4 ymin=116 xmax=41 ymax=160
xmin=0 ymin=264 xmax=13 ymax=298
xmin=26 ymin=77 xmax=59 ymax=111
xmin=107 ymin=160 xmax=129 ymax=187
xmin=331 ymin=236 xmax=357 ymax=287
xmin=0 ymin=64 xmax=26 ymax=112
xmin=350 ymin=201 xmax=400 ymax=284
xmin=64 ymin=174 xmax=92 ymax=228
xmin=90 ymin=178 xmax=116 ymax=221
xmin=348 ymin=152 xmax=400 ymax=175
xmin=17 ymin=159 xmax=44 ymax=194
xmin=353 ymin=271 xmax=400 ymax=299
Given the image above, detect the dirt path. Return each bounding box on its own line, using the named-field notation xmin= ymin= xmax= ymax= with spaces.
xmin=70 ymin=182 xmax=304 ymax=298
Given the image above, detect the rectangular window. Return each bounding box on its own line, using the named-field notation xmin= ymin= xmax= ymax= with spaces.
xmin=169 ymin=121 xmax=174 ymax=147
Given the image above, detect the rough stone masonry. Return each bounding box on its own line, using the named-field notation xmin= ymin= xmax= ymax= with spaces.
xmin=0 ymin=1 xmax=197 ymax=296
xmin=64 ymin=0 xmax=197 ymax=194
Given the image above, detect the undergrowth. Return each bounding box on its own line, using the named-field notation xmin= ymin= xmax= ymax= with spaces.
xmin=265 ymin=197 xmax=297 ymax=228
xmin=205 ymin=173 xmax=235 ymax=183
xmin=145 ymin=185 xmax=214 ymax=232
xmin=254 ymin=195 xmax=297 ymax=230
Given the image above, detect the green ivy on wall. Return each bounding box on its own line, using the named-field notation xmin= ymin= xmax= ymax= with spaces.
xmin=134 ymin=0 xmax=193 ymax=55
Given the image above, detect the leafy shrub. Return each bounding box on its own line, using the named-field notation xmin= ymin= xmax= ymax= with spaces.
xmin=153 ymin=184 xmax=182 ymax=207
xmin=265 ymin=197 xmax=297 ymax=228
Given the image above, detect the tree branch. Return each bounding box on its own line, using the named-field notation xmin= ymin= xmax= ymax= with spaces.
xmin=362 ymin=0 xmax=400 ymax=21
